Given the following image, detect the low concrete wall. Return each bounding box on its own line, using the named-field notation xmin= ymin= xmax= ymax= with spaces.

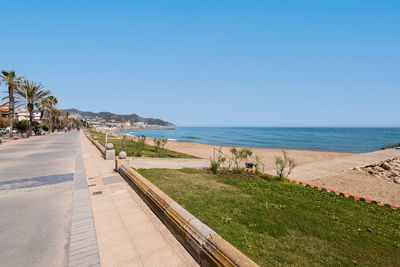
xmin=118 ymin=162 xmax=258 ymax=267
xmin=85 ymin=131 xmax=106 ymax=155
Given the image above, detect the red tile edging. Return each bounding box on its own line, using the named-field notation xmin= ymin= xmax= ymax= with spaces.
xmin=244 ymin=168 xmax=399 ymax=211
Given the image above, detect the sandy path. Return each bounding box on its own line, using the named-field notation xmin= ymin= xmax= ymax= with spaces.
xmin=163 ymin=141 xmax=353 ymax=171
xmin=311 ymin=170 xmax=400 ymax=206
xmin=108 ymin=131 xmax=353 ymax=170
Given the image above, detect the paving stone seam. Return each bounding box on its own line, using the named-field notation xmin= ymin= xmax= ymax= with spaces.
xmin=68 ymin=133 xmax=100 ymax=267
xmin=86 ymin=142 xmax=146 ymax=266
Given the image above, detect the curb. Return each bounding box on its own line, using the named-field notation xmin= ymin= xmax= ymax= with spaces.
xmin=244 ymin=168 xmax=399 ymax=211
xmin=119 ymin=163 xmax=258 ymax=267
xmin=85 ymin=131 xmax=106 ymax=155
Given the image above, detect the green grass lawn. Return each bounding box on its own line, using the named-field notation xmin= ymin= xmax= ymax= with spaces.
xmin=137 ymin=168 xmax=400 ymax=267
xmin=88 ymin=130 xmax=193 ymax=158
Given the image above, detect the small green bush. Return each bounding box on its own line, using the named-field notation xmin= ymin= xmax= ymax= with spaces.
xmin=153 ymin=138 xmax=168 ymax=157
xmin=210 ymin=146 xmax=226 ymax=173
xmin=211 ymin=161 xmax=219 ymax=174
xmin=15 ymin=120 xmax=29 ymax=134
xmin=274 ymin=150 xmax=296 ymax=180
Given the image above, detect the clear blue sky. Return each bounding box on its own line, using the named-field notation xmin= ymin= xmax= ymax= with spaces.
xmin=0 ymin=1 xmax=399 ymax=127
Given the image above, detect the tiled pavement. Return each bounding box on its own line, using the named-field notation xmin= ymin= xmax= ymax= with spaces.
xmin=68 ymin=134 xmax=100 ymax=266
xmin=80 ymin=132 xmax=198 ymax=267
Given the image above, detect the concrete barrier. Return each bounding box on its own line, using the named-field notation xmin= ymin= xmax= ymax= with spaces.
xmin=118 ymin=162 xmax=258 ymax=267
xmin=105 ymin=143 xmax=116 ymax=161
xmin=93 ymin=140 xmax=106 ymax=155
xmin=85 ymin=130 xmax=106 ymax=156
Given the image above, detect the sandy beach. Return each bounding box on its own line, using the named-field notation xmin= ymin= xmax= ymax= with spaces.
xmin=163 ymin=140 xmax=353 ymax=170
xmin=165 ymin=140 xmax=399 ymax=206
xmin=312 ymin=170 xmax=400 ymax=206
xmin=108 ymin=131 xmax=400 ymax=206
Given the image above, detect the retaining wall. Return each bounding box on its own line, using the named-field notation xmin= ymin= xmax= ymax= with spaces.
xmin=118 ymin=162 xmax=258 ymax=267
xmin=85 ymin=131 xmax=106 ymax=155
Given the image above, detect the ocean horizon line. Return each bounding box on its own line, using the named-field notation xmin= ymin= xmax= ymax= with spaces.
xmin=117 ymin=127 xmax=400 ymax=153
xmin=173 ymin=125 xmax=400 ymax=128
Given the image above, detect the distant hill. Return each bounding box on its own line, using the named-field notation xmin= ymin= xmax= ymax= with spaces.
xmin=62 ymin=108 xmax=174 ymax=126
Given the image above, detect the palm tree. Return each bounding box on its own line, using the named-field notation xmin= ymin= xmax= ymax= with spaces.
xmin=46 ymin=96 xmax=58 ymax=133
xmin=37 ymin=98 xmax=47 ymax=121
xmin=65 ymin=112 xmax=70 ymax=128
xmin=0 ymin=71 xmax=24 ymax=138
xmin=15 ymin=80 xmax=50 ymax=136
xmin=53 ymin=109 xmax=62 ymax=130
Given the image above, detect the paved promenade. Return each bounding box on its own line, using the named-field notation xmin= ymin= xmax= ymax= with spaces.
xmin=80 ymin=132 xmax=198 ymax=266
xmin=0 ymin=132 xmax=99 ymax=266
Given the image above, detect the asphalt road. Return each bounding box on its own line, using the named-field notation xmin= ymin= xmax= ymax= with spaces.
xmin=0 ymin=132 xmax=79 ymax=266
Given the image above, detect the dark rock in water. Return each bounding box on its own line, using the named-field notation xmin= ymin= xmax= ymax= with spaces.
xmin=382 ymin=143 xmax=400 ymax=150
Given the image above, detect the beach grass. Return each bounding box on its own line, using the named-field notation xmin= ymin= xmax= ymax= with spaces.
xmin=89 ymin=130 xmax=194 ymax=158
xmin=137 ymin=168 xmax=400 ymax=267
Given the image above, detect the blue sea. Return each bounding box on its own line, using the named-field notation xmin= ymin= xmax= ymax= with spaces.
xmin=117 ymin=127 xmax=400 ymax=153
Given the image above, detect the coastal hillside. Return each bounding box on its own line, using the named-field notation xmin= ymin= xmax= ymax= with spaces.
xmin=62 ymin=108 xmax=174 ymax=126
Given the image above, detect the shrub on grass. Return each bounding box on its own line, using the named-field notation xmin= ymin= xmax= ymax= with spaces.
xmin=15 ymin=120 xmax=29 ymax=135
xmin=274 ymin=150 xmax=296 ymax=180
xmin=211 ymin=146 xmax=226 ymax=173
xmin=230 ymin=147 xmax=253 ymax=170
xmin=134 ymin=136 xmax=146 ymax=157
xmin=153 ymin=138 xmax=168 ymax=157
xmin=211 ymin=161 xmax=219 ymax=174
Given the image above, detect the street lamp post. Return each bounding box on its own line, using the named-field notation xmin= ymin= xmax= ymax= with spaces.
xmin=105 ymin=131 xmax=108 ymax=147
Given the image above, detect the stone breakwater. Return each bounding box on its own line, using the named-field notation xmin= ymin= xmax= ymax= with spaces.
xmin=357 ymin=157 xmax=400 ymax=184
xmin=383 ymin=143 xmax=400 ymax=149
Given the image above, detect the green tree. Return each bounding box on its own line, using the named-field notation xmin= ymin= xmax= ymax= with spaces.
xmin=15 ymin=80 xmax=50 ymax=136
xmin=274 ymin=151 xmax=296 ymax=181
xmin=15 ymin=120 xmax=29 ymax=135
xmin=37 ymin=98 xmax=48 ymax=121
xmin=1 ymin=71 xmax=24 ymax=138
xmin=41 ymin=96 xmax=58 ymax=133
xmin=0 ymin=117 xmax=9 ymax=129
xmin=52 ymin=109 xmax=62 ymax=130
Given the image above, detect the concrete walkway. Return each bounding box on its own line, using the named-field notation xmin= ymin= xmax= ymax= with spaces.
xmin=130 ymin=157 xmax=210 ymax=169
xmin=0 ymin=131 xmax=99 ymax=267
xmin=80 ymin=132 xmax=198 ymax=266
xmin=279 ymin=149 xmax=400 ymax=181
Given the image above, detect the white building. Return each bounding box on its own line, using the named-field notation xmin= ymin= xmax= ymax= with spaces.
xmin=132 ymin=122 xmax=146 ymax=128
xmin=16 ymin=109 xmax=41 ymax=122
